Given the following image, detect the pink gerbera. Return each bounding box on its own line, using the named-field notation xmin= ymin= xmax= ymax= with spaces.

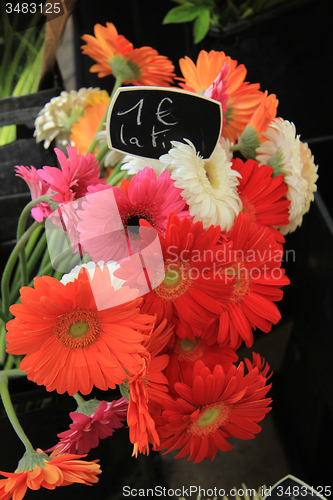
xmin=77 ymin=167 xmax=190 ymax=262
xmin=48 ymin=397 xmax=128 ymax=455
xmin=15 ymin=165 xmax=52 ymax=222
xmin=39 ymin=146 xmax=104 ymax=204
xmin=204 ymin=63 xmax=229 ymax=130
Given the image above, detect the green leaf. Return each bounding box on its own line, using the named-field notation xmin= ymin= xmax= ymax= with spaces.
xmin=163 ymin=5 xmax=204 ymax=24
xmin=240 ymin=7 xmax=254 ymax=18
xmin=193 ymin=8 xmax=211 ymax=43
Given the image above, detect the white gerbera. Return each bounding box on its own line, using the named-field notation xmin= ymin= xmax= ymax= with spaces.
xmin=220 ymin=137 xmax=234 ymax=162
xmin=34 ymin=87 xmax=108 ymax=149
xmin=120 ymin=155 xmax=170 ymax=177
xmin=256 ymin=118 xmax=309 ymax=235
xmin=61 ymin=261 xmax=138 ymax=311
xmin=160 ymin=139 xmax=242 ymax=231
xmin=299 ymin=140 xmax=318 ymax=215
xmin=60 ymin=260 xmax=124 ymax=290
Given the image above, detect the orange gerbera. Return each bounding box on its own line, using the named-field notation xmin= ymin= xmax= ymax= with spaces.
xmin=81 ymin=22 xmax=175 ymax=86
xmin=178 ymin=50 xmax=263 ymax=143
xmin=6 ymin=265 xmax=155 ymax=395
xmin=124 ymin=320 xmax=173 ymax=457
xmin=236 ymin=91 xmax=279 ymax=158
xmin=0 ymin=448 xmax=100 ymax=499
xmin=70 ymin=100 xmax=109 ymax=154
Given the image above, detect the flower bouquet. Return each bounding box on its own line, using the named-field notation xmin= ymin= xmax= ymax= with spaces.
xmin=0 ymin=20 xmax=318 ymax=499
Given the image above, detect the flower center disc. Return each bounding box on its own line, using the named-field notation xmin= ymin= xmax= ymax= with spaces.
xmin=54 ymin=309 xmax=101 ymax=348
xmin=175 ymin=337 xmax=206 ymax=362
xmin=154 ymin=261 xmax=192 ymax=300
xmin=204 ymin=160 xmax=220 ymax=189
xmin=189 ymin=402 xmax=230 ymax=436
xmin=228 ymin=262 xmax=250 ymax=303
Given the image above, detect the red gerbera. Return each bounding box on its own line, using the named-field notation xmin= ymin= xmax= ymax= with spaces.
xmin=218 ymin=212 xmax=290 ymax=348
xmin=165 ymin=331 xmax=238 ymax=398
xmin=114 ymin=213 xmax=236 ymax=328
xmin=6 ymin=265 xmax=154 ymax=395
xmin=154 ymin=358 xmax=272 ymax=463
xmin=231 ymin=158 xmax=290 ymax=238
xmin=48 ymin=397 xmax=128 ymax=455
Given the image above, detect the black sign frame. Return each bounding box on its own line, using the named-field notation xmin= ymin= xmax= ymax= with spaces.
xmin=106 ymin=86 xmax=222 ymax=160
xmin=263 ymin=475 xmax=329 ymax=500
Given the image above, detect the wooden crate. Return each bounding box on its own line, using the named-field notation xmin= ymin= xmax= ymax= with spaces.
xmin=0 ymin=88 xmax=58 ymax=270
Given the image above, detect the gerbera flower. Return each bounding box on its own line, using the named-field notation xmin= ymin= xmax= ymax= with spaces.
xmin=231 ymin=158 xmax=290 ymax=231
xmin=256 ymin=118 xmax=314 ymax=235
xmin=154 ymin=358 xmax=272 ymax=463
xmin=81 ymin=22 xmax=175 ymax=86
xmin=299 ymin=140 xmax=318 ymax=217
xmin=49 ymin=397 xmax=128 ymax=455
xmin=160 ymin=140 xmax=242 ymax=231
xmin=15 ymin=165 xmax=52 ymax=222
xmin=235 ymin=91 xmax=279 ymax=159
xmin=115 ymin=213 xmax=236 ymax=328
xmin=178 ymin=50 xmax=262 ymax=143
xmin=70 ymin=100 xmax=109 ymax=155
xmin=165 ymin=331 xmax=238 ymax=397
xmin=77 ymin=166 xmax=189 ymax=262
xmin=120 ymin=155 xmax=170 ymax=177
xmin=122 ymin=320 xmax=173 ymax=456
xmin=6 ymin=264 xmax=155 ymax=395
xmin=244 ymin=352 xmax=272 ymax=380
xmin=218 ymin=212 xmax=290 ymax=348
xmin=0 ymin=448 xmax=100 ymax=499
xmin=125 ymin=356 xmax=167 ymax=456
xmin=34 ymin=88 xmax=109 ymax=148
xmin=40 ymin=146 xmax=104 ymax=205
xmin=204 ymin=63 xmax=229 ymax=129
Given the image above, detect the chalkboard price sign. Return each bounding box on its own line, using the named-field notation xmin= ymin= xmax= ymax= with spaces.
xmin=106 ymin=86 xmax=222 ymax=160
xmin=263 ymin=475 xmax=329 ymax=500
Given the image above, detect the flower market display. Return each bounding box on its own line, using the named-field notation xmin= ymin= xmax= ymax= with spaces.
xmin=0 ymin=20 xmax=319 ymax=499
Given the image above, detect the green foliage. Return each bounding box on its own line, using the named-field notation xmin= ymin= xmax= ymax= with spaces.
xmin=163 ymin=0 xmax=288 ymax=43
xmin=0 ymin=5 xmax=45 ymax=145
xmin=193 ymin=8 xmax=211 ymax=43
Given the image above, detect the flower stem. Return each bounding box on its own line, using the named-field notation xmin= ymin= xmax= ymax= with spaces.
xmin=109 ymin=170 xmax=126 ymax=186
xmin=12 ymin=225 xmax=43 ymax=290
xmin=1 ymin=221 xmax=40 ymax=321
xmin=95 ymin=141 xmax=110 ymax=162
xmin=15 ymin=195 xmax=51 ymax=290
xmin=0 ymin=310 xmax=8 ymax=323
xmin=73 ymin=392 xmax=86 ymax=407
xmin=0 ymin=373 xmax=34 ymax=452
xmin=87 ymin=75 xmax=123 ymax=154
xmin=106 ymin=161 xmax=122 ymax=184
